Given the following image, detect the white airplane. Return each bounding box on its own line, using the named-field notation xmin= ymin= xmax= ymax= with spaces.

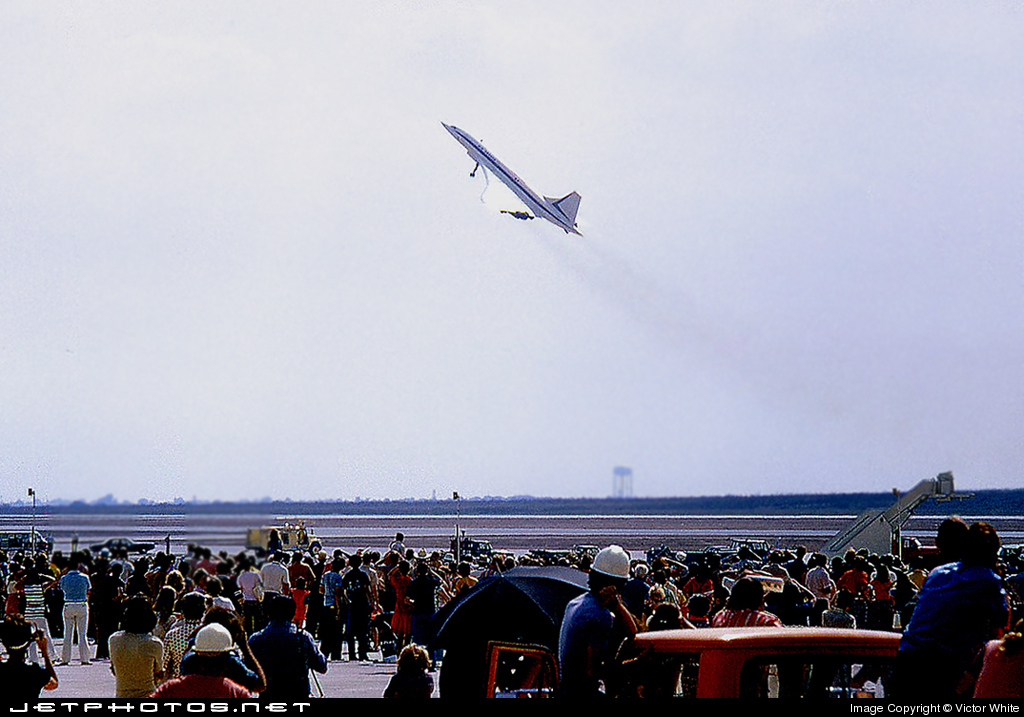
xmin=442 ymin=123 xmax=582 ymax=236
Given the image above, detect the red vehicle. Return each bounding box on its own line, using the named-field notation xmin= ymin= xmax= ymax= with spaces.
xmin=486 ymin=627 xmax=901 ymax=699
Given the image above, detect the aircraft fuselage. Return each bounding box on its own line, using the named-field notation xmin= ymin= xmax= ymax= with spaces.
xmin=443 ymin=123 xmax=582 ymax=236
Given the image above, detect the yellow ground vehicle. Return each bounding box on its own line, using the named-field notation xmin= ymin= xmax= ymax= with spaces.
xmin=245 ymin=521 xmax=321 ymax=555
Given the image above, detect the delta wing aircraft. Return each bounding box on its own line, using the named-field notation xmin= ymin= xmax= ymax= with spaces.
xmin=443 ymin=123 xmax=582 ymax=236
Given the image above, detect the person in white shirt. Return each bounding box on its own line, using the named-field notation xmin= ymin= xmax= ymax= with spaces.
xmin=260 ymin=552 xmax=290 ymax=596
xmin=206 ymin=577 xmax=237 ymax=612
xmin=236 ymin=558 xmax=264 ymax=634
xmin=804 ymin=553 xmax=837 ymax=602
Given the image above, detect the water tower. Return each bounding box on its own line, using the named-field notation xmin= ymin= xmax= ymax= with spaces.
xmin=612 ymin=466 xmax=633 ymax=498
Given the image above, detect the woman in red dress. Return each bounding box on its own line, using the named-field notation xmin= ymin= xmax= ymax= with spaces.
xmin=389 ymin=561 xmax=414 ymax=649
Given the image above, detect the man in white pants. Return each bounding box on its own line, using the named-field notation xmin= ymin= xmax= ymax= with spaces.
xmin=58 ymin=559 xmax=92 ymax=665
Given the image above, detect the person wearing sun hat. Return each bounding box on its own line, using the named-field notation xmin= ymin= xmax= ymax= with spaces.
xmin=150 ymin=623 xmax=256 ymax=698
xmin=0 ymin=614 xmax=58 ymax=699
xmin=557 ymin=545 xmax=638 ymax=698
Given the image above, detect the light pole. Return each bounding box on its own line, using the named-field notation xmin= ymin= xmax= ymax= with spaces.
xmin=453 ymin=491 xmax=461 ymax=565
xmin=28 ymin=487 xmax=36 ymax=555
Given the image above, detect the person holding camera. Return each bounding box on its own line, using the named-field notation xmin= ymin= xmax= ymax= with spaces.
xmin=0 ymin=614 xmax=59 ymax=699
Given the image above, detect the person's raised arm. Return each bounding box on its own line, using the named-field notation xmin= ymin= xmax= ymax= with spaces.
xmin=36 ymin=629 xmax=59 ymax=691
xmin=233 ymin=625 xmax=267 ymax=693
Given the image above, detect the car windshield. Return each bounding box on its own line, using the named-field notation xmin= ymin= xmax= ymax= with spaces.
xmin=738 ymin=656 xmax=892 ymax=698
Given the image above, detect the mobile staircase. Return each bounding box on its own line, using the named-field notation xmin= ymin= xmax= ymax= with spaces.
xmin=823 ymin=472 xmax=972 ymax=558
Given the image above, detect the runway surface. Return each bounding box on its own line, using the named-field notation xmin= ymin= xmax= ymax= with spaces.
xmin=4 ymin=510 xmax=1022 ymax=557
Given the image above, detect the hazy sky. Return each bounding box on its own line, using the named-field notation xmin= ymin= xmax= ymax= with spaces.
xmin=2 ymin=2 xmax=1023 ymax=504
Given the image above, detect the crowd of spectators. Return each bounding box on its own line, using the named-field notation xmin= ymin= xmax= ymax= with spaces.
xmin=549 ymin=518 xmax=1020 ymax=699
xmin=0 ymin=529 xmax=480 ymax=699
xmin=1 ymin=519 xmax=1021 ymax=699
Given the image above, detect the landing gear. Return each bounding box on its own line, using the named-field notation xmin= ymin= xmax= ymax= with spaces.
xmin=470 ymin=162 xmax=479 ymax=177
xmin=500 ymin=210 xmax=534 ymax=221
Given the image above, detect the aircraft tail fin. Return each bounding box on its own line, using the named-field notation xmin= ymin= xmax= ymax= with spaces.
xmin=545 ymin=192 xmax=581 ymax=225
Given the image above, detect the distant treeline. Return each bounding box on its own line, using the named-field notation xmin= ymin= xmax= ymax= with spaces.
xmin=3 ymin=488 xmax=1023 ymax=517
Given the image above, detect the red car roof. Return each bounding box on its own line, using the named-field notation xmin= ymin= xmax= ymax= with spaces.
xmin=632 ymin=627 xmax=902 ymax=654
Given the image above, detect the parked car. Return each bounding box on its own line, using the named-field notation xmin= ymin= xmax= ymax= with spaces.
xmin=0 ymin=530 xmax=53 ymax=554
xmin=89 ymin=537 xmax=156 ymax=554
xmin=571 ymin=545 xmax=600 ymax=559
xmin=485 ymin=627 xmax=901 ymax=699
xmin=526 ymin=548 xmax=572 ymax=565
xmin=613 ymin=627 xmax=900 ymax=698
xmin=451 ymin=535 xmax=494 ymax=559
xmin=646 ymin=544 xmax=687 ymax=566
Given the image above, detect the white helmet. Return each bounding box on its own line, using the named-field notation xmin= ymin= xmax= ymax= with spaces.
xmin=592 ymin=545 xmax=630 ymax=580
xmin=193 ymin=623 xmax=234 ymax=654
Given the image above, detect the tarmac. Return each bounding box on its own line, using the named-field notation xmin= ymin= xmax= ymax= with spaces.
xmin=36 ymin=641 xmax=434 ymax=699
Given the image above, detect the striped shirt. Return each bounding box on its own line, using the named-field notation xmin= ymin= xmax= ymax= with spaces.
xmin=23 ymin=584 xmax=46 ymax=621
xmin=711 ymin=608 xmax=783 ymax=628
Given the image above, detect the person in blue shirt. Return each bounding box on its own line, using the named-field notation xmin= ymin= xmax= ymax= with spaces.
xmin=249 ymin=594 xmax=328 ymax=698
xmin=318 ymin=558 xmax=345 ymax=661
xmin=620 ymin=563 xmax=651 ymax=623
xmin=890 ymin=522 xmax=1010 ymax=699
xmin=558 ymin=545 xmax=638 ymax=698
xmin=57 ymin=557 xmax=92 ymax=665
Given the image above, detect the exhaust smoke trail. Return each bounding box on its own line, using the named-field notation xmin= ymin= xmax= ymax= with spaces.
xmin=532 ymin=228 xmax=857 ymax=430
xmin=535 ymin=229 xmax=734 ymax=361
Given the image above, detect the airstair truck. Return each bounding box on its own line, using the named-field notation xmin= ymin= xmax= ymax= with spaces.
xmin=823 ymin=472 xmax=972 ymax=559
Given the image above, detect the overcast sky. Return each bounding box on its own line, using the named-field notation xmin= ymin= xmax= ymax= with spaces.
xmin=2 ymin=2 xmax=1022 ymax=504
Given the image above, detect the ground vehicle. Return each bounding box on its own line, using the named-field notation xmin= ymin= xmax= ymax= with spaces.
xmin=485 ymin=627 xmax=901 ymax=698
xmin=703 ymin=539 xmax=773 ymax=564
xmin=89 ymin=537 xmax=156 ymax=554
xmin=900 ymin=537 xmax=943 ymax=568
xmin=245 ymin=522 xmax=320 ymax=555
xmin=451 ymin=534 xmax=493 ymax=560
xmin=486 ymin=642 xmax=559 ymax=698
xmin=571 ymin=544 xmax=599 ymax=559
xmin=616 ymin=628 xmax=900 ymax=698
xmin=647 ymin=544 xmax=687 ymax=566
xmin=0 ymin=530 xmax=54 ymax=554
xmin=526 ymin=548 xmax=572 ymax=565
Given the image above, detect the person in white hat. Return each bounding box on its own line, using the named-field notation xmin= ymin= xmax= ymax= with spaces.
xmin=557 ymin=545 xmax=638 ymax=698
xmin=150 ymin=624 xmax=256 ymax=698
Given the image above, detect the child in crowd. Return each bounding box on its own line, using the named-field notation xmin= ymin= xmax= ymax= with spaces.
xmin=646 ymin=603 xmax=684 ymax=631
xmin=451 ymin=562 xmax=478 ymax=596
xmin=686 ymin=595 xmax=712 ymax=627
xmin=291 ymin=577 xmax=310 ymax=629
